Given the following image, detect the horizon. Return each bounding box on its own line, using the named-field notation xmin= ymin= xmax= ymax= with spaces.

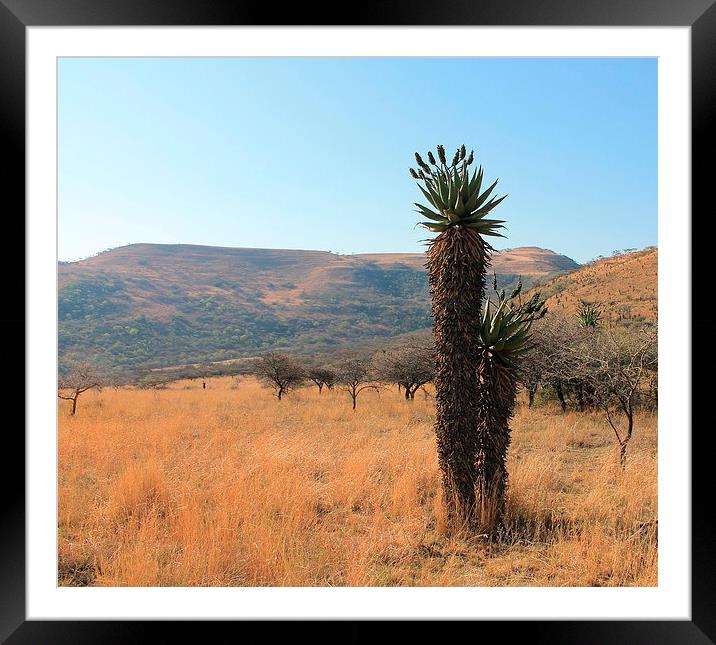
xmin=59 ymin=239 xmax=656 ymax=266
xmin=59 ymin=57 xmax=657 ymax=264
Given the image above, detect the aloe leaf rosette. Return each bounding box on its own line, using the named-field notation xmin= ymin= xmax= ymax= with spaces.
xmin=478 ymin=278 xmax=547 ymax=370
xmin=410 ymin=144 xmax=507 ymax=237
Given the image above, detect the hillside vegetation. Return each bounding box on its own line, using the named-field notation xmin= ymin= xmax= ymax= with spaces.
xmin=58 ymin=377 xmax=657 ymax=587
xmin=58 ymin=244 xmax=577 ymax=373
xmin=527 ymin=248 xmax=657 ymax=326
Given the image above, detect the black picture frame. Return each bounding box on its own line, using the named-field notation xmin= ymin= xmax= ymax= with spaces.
xmin=3 ymin=0 xmax=710 ymax=641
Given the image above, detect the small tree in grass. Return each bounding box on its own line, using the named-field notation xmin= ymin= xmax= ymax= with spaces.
xmin=180 ymin=365 xmax=204 ymax=387
xmin=137 ymin=375 xmax=172 ymax=390
xmin=58 ymin=364 xmax=104 ymax=415
xmin=375 ymin=335 xmax=434 ymax=400
xmin=520 ymin=313 xmax=589 ymax=412
xmin=306 ymin=365 xmax=336 ymax=394
xmin=578 ymin=326 xmax=657 ymax=467
xmin=335 ymin=356 xmax=379 ymax=410
xmin=518 ymin=349 xmax=542 ymax=408
xmin=253 ymin=352 xmax=305 ymax=401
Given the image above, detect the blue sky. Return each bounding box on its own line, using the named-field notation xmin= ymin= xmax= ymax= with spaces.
xmin=58 ymin=57 xmax=656 ymax=264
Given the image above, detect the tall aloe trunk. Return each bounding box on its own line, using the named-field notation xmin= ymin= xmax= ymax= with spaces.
xmin=410 ymin=144 xmax=510 ymax=533
xmin=428 ymin=226 xmax=489 ymax=529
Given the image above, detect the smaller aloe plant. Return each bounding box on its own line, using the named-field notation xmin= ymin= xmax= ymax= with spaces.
xmin=478 ymin=276 xmax=547 ymax=369
xmin=473 ymin=276 xmax=546 ymax=532
xmin=577 ymin=300 xmax=602 ymax=329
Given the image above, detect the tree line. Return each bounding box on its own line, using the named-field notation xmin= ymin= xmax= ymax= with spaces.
xmin=58 ymin=300 xmax=657 ymax=472
xmin=250 ymin=334 xmax=434 ymax=410
xmin=518 ymin=303 xmax=657 ymax=466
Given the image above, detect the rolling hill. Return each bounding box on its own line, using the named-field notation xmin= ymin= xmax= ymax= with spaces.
xmin=525 ymin=247 xmax=657 ymax=325
xmin=58 ymin=244 xmax=578 ymax=373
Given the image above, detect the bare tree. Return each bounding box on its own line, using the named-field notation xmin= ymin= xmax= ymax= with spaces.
xmin=520 ymin=313 xmax=586 ymax=412
xmin=176 ymin=365 xmax=204 ymax=386
xmin=136 ymin=375 xmax=172 ymax=390
xmin=520 ymin=316 xmax=556 ymax=408
xmin=252 ymin=352 xmax=305 ymax=400
xmin=374 ymin=335 xmax=434 ymax=400
xmin=335 ymin=355 xmax=380 ymax=410
xmin=58 ymin=364 xmax=104 ymax=415
xmin=305 ymin=365 xmax=336 ymax=394
xmin=518 ymin=347 xmax=543 ymax=408
xmin=578 ymin=326 xmax=657 ymax=466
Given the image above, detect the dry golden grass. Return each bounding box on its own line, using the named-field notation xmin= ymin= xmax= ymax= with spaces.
xmin=58 ymin=376 xmax=657 ymax=587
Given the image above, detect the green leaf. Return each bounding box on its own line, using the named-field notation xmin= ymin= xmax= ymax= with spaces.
xmin=457 ymin=195 xmax=467 ymax=217
xmin=419 ymin=221 xmax=449 ymax=232
xmin=460 ymin=164 xmax=469 ymax=200
xmin=418 ymin=183 xmax=444 ymax=211
xmin=446 ymin=174 xmax=457 ymax=212
xmin=475 ymin=194 xmax=508 ymax=216
xmin=474 ymin=179 xmax=498 ymax=210
xmin=470 ymin=166 xmax=484 ymax=196
xmin=415 ymin=203 xmax=445 ymax=222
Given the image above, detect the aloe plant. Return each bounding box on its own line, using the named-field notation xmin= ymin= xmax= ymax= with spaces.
xmin=410 ymin=144 xmax=507 ymax=236
xmin=577 ymin=301 xmax=602 ymax=329
xmin=473 ymin=277 xmax=546 ymax=531
xmin=410 ymin=145 xmax=507 ymax=530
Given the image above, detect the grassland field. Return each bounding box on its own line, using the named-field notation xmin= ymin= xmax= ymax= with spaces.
xmin=58 ymin=376 xmax=657 ymax=587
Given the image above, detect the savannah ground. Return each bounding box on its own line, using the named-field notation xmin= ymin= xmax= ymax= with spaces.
xmin=58 ymin=376 xmax=657 ymax=587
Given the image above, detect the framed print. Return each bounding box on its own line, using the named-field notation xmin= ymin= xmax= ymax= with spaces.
xmin=3 ymin=0 xmax=712 ymax=641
